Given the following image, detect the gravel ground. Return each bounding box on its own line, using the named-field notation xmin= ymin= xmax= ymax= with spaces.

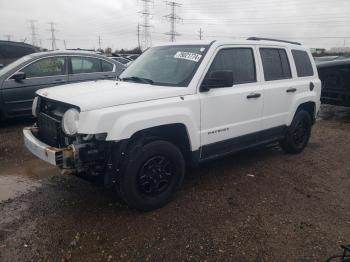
xmin=0 ymin=105 xmax=349 ymax=262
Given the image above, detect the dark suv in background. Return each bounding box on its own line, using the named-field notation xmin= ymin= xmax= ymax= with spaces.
xmin=0 ymin=50 xmax=126 ymax=119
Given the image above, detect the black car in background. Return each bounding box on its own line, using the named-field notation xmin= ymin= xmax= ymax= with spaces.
xmin=0 ymin=40 xmax=39 ymax=68
xmin=317 ymin=58 xmax=350 ymax=107
xmin=0 ymin=50 xmax=126 ymax=120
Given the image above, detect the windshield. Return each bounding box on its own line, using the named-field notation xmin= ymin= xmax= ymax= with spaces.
xmin=0 ymin=54 xmax=35 ymax=77
xmin=119 ymin=45 xmax=208 ymax=87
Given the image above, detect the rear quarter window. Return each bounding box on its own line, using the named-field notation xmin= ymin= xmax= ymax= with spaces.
xmin=260 ymin=48 xmax=292 ymax=81
xmin=292 ymin=50 xmax=314 ymax=77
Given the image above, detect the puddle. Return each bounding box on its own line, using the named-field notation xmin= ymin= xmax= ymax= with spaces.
xmin=0 ymin=159 xmax=59 ymax=202
xmin=0 ymin=175 xmax=40 ymax=202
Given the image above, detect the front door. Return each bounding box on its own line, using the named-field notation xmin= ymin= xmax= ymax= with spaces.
xmin=199 ymin=46 xmax=263 ymax=159
xmin=2 ymin=56 xmax=67 ymax=117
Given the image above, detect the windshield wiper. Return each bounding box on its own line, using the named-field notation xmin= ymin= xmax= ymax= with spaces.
xmin=121 ymin=76 xmax=154 ymax=85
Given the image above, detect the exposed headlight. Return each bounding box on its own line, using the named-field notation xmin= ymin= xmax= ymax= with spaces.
xmin=32 ymin=97 xmax=39 ymax=117
xmin=62 ymin=108 xmax=80 ymax=135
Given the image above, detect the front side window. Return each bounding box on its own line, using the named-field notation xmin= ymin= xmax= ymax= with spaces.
xmin=71 ymin=57 xmax=102 ymax=74
xmin=22 ymin=57 xmax=66 ymax=78
xmin=206 ymin=48 xmax=256 ymax=85
xmin=119 ymin=45 xmax=208 ymax=87
xmin=292 ymin=50 xmax=314 ymax=77
xmin=260 ymin=48 xmax=292 ymax=81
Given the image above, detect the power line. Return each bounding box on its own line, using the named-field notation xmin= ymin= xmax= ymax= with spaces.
xmin=28 ymin=19 xmax=38 ymax=47
xmin=48 ymin=22 xmax=58 ymax=50
xmin=139 ymin=0 xmax=153 ymax=50
xmin=164 ymin=1 xmax=182 ymax=42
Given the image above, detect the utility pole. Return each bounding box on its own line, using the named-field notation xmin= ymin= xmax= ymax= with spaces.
xmin=198 ymin=28 xmax=203 ymax=40
xmin=48 ymin=22 xmax=58 ymax=50
xmin=98 ymin=35 xmax=102 ymax=50
xmin=4 ymin=34 xmax=12 ymax=41
xmin=63 ymin=40 xmax=67 ymax=49
xmin=164 ymin=1 xmax=182 ymax=42
xmin=28 ymin=20 xmax=38 ymax=46
xmin=139 ymin=0 xmax=153 ymax=50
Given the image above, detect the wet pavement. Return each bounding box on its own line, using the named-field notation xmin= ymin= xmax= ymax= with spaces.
xmin=0 ymin=105 xmax=349 ymax=261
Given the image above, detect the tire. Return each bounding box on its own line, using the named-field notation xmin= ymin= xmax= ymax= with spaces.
xmin=119 ymin=139 xmax=185 ymax=211
xmin=280 ymin=110 xmax=312 ymax=154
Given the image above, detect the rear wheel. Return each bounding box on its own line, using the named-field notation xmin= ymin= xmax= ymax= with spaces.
xmin=280 ymin=110 xmax=312 ymax=154
xmin=119 ymin=139 xmax=185 ymax=211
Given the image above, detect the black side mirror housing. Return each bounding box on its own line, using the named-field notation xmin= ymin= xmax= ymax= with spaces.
xmin=201 ymin=70 xmax=234 ymax=92
xmin=11 ymin=71 xmax=26 ymax=81
xmin=0 ymin=64 xmax=3 ymax=69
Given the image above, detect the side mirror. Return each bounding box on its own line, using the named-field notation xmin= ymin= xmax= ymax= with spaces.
xmin=11 ymin=71 xmax=26 ymax=81
xmin=0 ymin=64 xmax=3 ymax=69
xmin=201 ymin=70 xmax=234 ymax=92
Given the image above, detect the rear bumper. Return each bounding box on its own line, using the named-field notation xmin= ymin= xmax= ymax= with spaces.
xmin=23 ymin=127 xmax=74 ymax=167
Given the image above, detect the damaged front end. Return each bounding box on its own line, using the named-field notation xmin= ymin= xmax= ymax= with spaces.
xmin=24 ymin=97 xmax=111 ymax=177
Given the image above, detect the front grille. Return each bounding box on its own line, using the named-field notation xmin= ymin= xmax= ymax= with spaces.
xmin=37 ymin=113 xmax=63 ymax=147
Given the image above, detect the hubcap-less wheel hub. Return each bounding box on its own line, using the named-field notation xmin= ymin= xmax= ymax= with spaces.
xmin=138 ymin=156 xmax=173 ymax=195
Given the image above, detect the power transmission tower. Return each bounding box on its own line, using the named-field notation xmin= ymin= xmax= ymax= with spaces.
xmin=4 ymin=34 xmax=12 ymax=41
xmin=139 ymin=0 xmax=153 ymax=50
xmin=137 ymin=23 xmax=141 ymax=50
xmin=198 ymin=28 xmax=203 ymax=40
xmin=98 ymin=35 xmax=102 ymax=50
xmin=48 ymin=22 xmax=58 ymax=50
xmin=28 ymin=20 xmax=38 ymax=46
xmin=164 ymin=1 xmax=182 ymax=42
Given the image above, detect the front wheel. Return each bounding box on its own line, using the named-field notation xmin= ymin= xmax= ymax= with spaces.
xmin=280 ymin=110 xmax=312 ymax=154
xmin=119 ymin=139 xmax=185 ymax=211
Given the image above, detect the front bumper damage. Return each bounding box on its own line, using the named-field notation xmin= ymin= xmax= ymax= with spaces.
xmin=23 ymin=127 xmax=75 ymax=172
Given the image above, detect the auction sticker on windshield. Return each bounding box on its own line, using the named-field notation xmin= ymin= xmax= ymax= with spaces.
xmin=174 ymin=51 xmax=202 ymax=62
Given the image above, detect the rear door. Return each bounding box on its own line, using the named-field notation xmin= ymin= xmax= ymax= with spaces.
xmin=2 ymin=56 xmax=67 ymax=117
xmin=258 ymin=47 xmax=294 ymax=136
xmin=68 ymin=56 xmax=115 ymax=83
xmin=199 ymin=46 xmax=263 ymax=159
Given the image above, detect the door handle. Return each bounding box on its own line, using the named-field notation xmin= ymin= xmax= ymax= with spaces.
xmin=286 ymin=88 xmax=297 ymax=93
xmin=246 ymin=93 xmax=261 ymax=99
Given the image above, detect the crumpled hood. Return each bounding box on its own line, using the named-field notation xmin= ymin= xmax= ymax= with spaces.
xmin=36 ymin=80 xmax=191 ymax=111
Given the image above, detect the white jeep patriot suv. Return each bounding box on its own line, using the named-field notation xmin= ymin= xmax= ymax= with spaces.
xmin=24 ymin=38 xmax=321 ymax=211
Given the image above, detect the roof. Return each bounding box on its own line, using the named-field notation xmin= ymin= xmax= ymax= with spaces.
xmin=316 ymin=58 xmax=350 ymax=68
xmin=156 ymin=39 xmax=308 ymax=49
xmin=29 ymin=50 xmax=111 ymax=59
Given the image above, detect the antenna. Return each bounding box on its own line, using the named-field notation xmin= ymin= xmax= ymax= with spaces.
xmin=198 ymin=28 xmax=203 ymax=40
xmin=164 ymin=1 xmax=182 ymax=42
xmin=139 ymin=0 xmax=153 ymax=50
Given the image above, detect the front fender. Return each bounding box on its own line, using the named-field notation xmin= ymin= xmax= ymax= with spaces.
xmin=77 ymin=96 xmax=201 ymax=151
xmin=108 ymin=107 xmax=200 ymax=151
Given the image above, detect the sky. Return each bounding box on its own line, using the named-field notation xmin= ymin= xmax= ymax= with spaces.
xmin=0 ymin=0 xmax=349 ymax=51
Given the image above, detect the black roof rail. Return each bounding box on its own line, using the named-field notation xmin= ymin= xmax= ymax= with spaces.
xmin=247 ymin=37 xmax=301 ymax=46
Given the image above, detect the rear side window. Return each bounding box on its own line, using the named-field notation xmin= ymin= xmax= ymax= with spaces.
xmin=292 ymin=50 xmax=314 ymax=77
xmin=260 ymin=48 xmax=292 ymax=81
xmin=207 ymin=48 xmax=256 ymax=85
xmin=101 ymin=60 xmax=113 ymax=72
xmin=71 ymin=57 xmax=102 ymax=74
